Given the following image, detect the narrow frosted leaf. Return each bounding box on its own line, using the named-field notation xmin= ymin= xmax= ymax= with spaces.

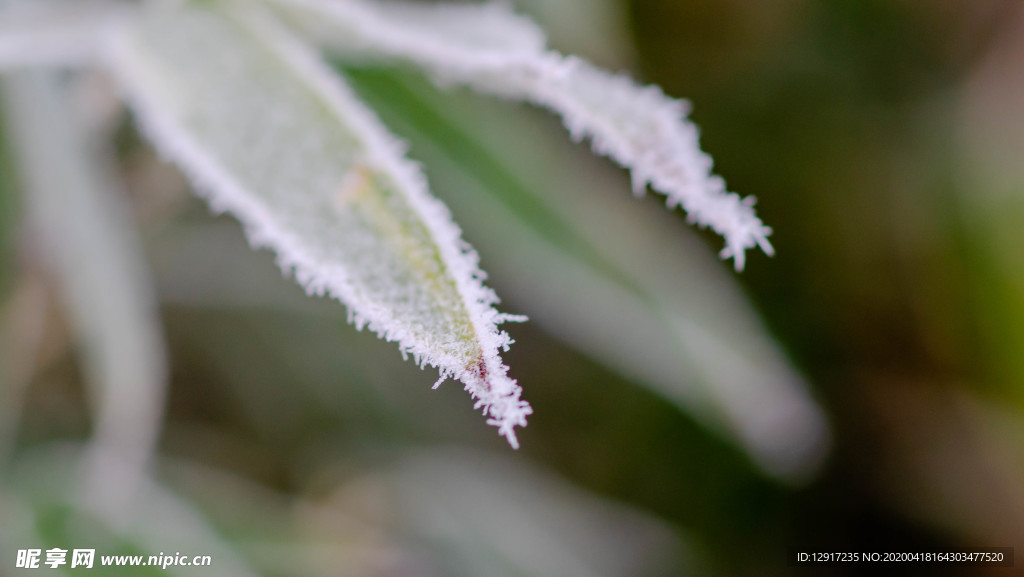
xmin=344 ymin=68 xmax=829 ymax=480
xmin=269 ymin=0 xmax=773 ymax=270
xmin=0 ymin=0 xmax=133 ymax=70
xmin=2 ymin=71 xmax=168 ymax=515
xmin=109 ymin=2 xmax=530 ymax=445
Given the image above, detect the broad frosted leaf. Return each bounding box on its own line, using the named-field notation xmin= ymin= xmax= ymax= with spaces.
xmin=109 ymin=1 xmax=530 ymax=445
xmin=269 ymin=0 xmax=773 ymax=270
xmin=2 ymin=71 xmax=168 ymax=516
xmin=344 ymin=67 xmax=829 ymax=480
xmin=0 ymin=0 xmax=133 ymax=70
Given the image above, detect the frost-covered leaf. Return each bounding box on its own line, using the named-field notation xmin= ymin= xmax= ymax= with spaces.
xmin=344 ymin=67 xmax=829 ymax=480
xmin=0 ymin=0 xmax=133 ymax=70
xmin=269 ymin=0 xmax=773 ymax=270
xmin=109 ymin=1 xmax=530 ymax=445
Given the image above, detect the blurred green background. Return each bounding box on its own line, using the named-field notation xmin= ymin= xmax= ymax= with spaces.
xmin=3 ymin=0 xmax=1024 ymax=575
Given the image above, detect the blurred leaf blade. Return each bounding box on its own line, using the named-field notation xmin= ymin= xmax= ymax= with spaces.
xmin=0 ymin=0 xmax=133 ymax=70
xmin=2 ymin=443 xmax=263 ymax=577
xmin=387 ymin=449 xmax=686 ymax=577
xmin=1 ymin=71 xmax=168 ymax=516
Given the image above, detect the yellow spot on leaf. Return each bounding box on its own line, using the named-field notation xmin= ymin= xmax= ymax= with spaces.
xmin=333 ymin=164 xmax=373 ymax=210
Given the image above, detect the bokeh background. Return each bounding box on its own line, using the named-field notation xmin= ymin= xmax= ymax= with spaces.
xmin=3 ymin=0 xmax=1024 ymax=575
